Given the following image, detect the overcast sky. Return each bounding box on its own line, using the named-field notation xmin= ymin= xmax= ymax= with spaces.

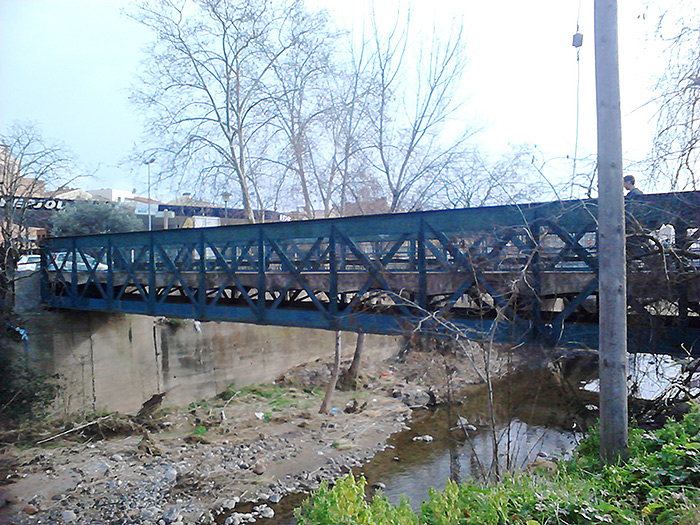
xmin=0 ymin=0 xmax=666 ymax=199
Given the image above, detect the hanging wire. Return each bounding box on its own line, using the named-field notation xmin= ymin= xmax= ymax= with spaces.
xmin=570 ymin=0 xmax=584 ymax=198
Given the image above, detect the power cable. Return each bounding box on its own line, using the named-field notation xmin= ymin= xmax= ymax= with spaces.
xmin=571 ymin=0 xmax=584 ymax=198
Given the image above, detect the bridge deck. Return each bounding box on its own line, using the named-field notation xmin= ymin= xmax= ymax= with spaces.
xmin=40 ymin=192 xmax=700 ymax=355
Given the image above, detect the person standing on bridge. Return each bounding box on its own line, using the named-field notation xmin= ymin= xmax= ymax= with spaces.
xmin=623 ymin=175 xmax=643 ymax=197
xmin=623 ymin=175 xmax=647 ymax=262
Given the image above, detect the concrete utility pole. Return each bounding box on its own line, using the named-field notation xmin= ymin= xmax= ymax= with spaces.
xmin=594 ymin=0 xmax=629 ymax=463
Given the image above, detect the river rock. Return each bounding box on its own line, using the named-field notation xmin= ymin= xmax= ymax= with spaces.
xmin=394 ymin=386 xmax=437 ymax=407
xmin=225 ymin=512 xmax=255 ymax=524
xmin=140 ymin=506 xmax=161 ymax=520
xmin=84 ymin=460 xmax=111 ymax=477
xmin=220 ymin=497 xmax=239 ymax=510
xmin=453 ymin=416 xmax=477 ymax=432
xmin=163 ymin=504 xmax=181 ymax=522
xmin=527 ymin=458 xmax=557 ymax=474
xmin=163 ymin=467 xmax=178 ymax=482
xmin=255 ymin=504 xmax=274 ymax=518
xmin=61 ymin=510 xmax=77 ymax=522
xmin=252 ymin=459 xmax=266 ymax=475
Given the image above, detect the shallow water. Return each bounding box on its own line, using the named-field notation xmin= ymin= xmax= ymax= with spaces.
xmin=357 ymin=368 xmax=592 ymax=510
xmin=246 ymin=366 xmax=599 ymax=524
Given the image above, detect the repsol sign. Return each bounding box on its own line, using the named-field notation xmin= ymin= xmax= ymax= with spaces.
xmin=0 ymin=196 xmax=68 ymax=210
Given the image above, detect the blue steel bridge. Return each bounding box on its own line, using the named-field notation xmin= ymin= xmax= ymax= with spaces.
xmin=40 ymin=192 xmax=700 ymax=356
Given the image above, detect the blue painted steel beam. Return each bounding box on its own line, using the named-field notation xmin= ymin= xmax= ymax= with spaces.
xmin=44 ymin=295 xmax=700 ymax=357
xmin=40 ymin=192 xmax=700 ymax=356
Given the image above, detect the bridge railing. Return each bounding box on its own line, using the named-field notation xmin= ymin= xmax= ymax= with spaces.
xmin=40 ymin=191 xmax=700 ymax=354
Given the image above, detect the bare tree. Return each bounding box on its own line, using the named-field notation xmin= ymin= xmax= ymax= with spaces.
xmin=650 ymin=3 xmax=700 ymax=189
xmin=130 ymin=0 xmax=326 ymax=222
xmin=433 ymin=145 xmax=542 ymax=209
xmin=324 ymin=32 xmax=376 ymax=218
xmin=366 ymin=10 xmax=474 ymax=212
xmin=0 ymin=123 xmax=75 ymax=308
xmin=266 ymin=9 xmax=334 ymax=219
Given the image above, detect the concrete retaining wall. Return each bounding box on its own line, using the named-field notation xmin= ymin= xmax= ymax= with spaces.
xmin=17 ymin=307 xmax=402 ymax=415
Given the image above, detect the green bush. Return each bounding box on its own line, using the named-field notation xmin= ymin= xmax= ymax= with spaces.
xmin=0 ymin=343 xmax=58 ymax=426
xmin=570 ymin=410 xmax=700 ymax=524
xmin=294 ymin=473 xmax=418 ymax=525
xmin=296 ymin=410 xmax=700 ymax=525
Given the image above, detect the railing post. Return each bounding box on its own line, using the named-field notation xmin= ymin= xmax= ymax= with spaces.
xmin=198 ymin=231 xmax=206 ymax=318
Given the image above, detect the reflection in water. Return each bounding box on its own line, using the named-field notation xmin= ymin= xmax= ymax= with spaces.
xmin=369 ymin=420 xmax=582 ymax=510
xmin=584 ymin=354 xmax=684 ymax=400
xmin=357 ymin=368 xmax=593 ymax=510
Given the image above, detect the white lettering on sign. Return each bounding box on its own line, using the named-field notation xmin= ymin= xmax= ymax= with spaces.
xmin=0 ymin=197 xmax=67 ymax=210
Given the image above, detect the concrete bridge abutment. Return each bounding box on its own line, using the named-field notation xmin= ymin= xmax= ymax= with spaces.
xmin=17 ymin=307 xmax=402 ymax=415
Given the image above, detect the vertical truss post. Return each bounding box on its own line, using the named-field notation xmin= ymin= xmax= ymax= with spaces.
xmin=107 ymin=236 xmax=114 ymax=310
xmin=198 ymin=231 xmax=206 ymax=319
xmin=40 ymin=246 xmax=49 ymax=305
xmin=675 ymin=220 xmax=690 ymax=328
xmin=329 ymin=227 xmax=338 ymax=322
xmin=257 ymin=228 xmax=266 ymax=322
xmin=531 ymin=220 xmax=544 ymax=339
xmin=70 ymin=239 xmax=78 ymax=301
xmin=148 ymin=231 xmax=156 ymax=315
xmin=418 ymin=219 xmax=427 ymax=309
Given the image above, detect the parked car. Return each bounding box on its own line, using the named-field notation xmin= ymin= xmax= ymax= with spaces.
xmin=49 ymin=252 xmax=108 ymax=272
xmin=17 ymin=254 xmax=41 ymax=272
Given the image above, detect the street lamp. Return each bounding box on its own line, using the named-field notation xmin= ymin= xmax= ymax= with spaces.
xmin=222 ymin=191 xmax=231 ymax=224
xmin=144 ymin=157 xmax=156 ymax=230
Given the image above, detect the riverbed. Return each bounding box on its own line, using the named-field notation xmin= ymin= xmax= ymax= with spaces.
xmin=243 ymin=364 xmax=604 ymax=525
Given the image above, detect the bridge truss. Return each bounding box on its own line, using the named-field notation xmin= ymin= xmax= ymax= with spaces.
xmin=41 ymin=192 xmax=700 ymax=355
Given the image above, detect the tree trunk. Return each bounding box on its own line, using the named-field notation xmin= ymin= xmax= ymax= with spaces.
xmin=319 ymin=331 xmax=342 ymax=414
xmin=348 ymin=332 xmax=365 ymax=386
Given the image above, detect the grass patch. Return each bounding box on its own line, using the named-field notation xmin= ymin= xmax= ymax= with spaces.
xmin=235 ymin=383 xmax=317 ymax=410
xmin=217 ymin=383 xmax=237 ymax=401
